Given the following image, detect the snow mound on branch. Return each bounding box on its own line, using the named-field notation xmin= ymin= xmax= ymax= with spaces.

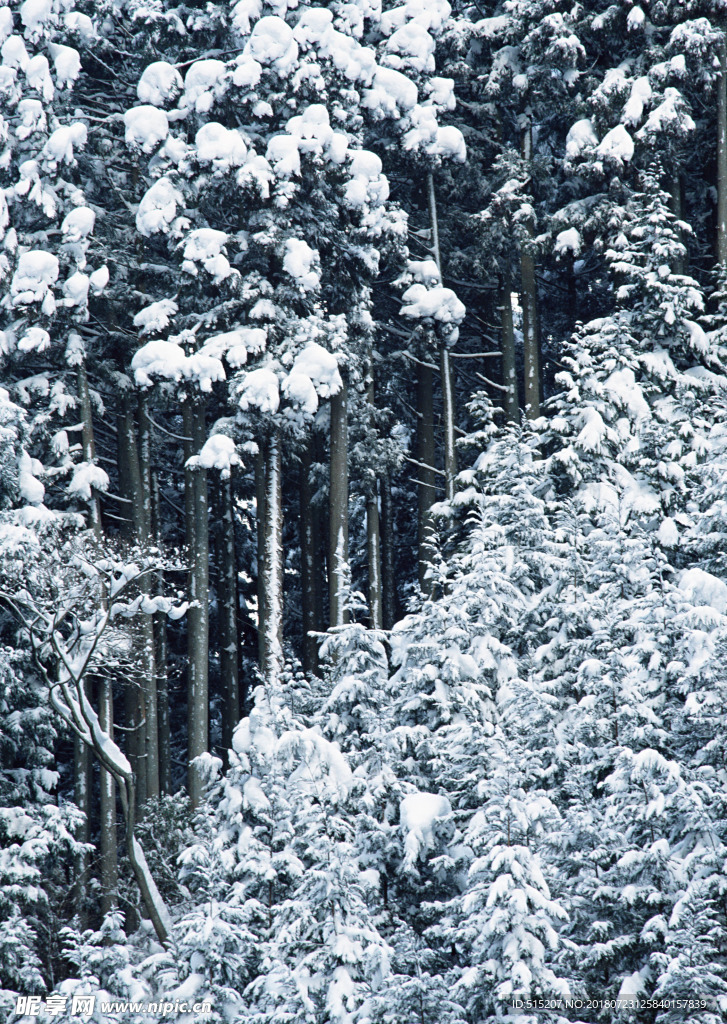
xmin=201 ymin=327 xmax=267 ymax=367
xmin=124 ymin=105 xmax=169 ymax=152
xmin=49 ymin=44 xmax=81 ymax=88
xmin=363 ymin=65 xmax=418 ymax=117
xmin=283 ymin=342 xmax=341 ymax=413
xmin=183 ymin=59 xmax=227 ymax=113
xmin=403 ymin=104 xmax=466 ymax=161
xmin=283 ymin=238 xmax=319 ymax=290
xmin=18 ymin=326 xmax=51 ymax=352
xmin=565 ymin=118 xmax=597 ymax=160
xmin=345 ymin=149 xmax=389 ymax=207
xmin=385 ymin=21 xmax=436 ymax=73
xmin=63 ymin=270 xmax=89 ymax=306
xmin=195 ymin=122 xmax=248 ymax=167
xmin=623 ymin=76 xmax=651 ymax=125
xmin=132 ymin=340 xmax=187 ymax=385
xmin=186 ymin=435 xmax=240 ymax=478
xmin=400 ymin=792 xmax=452 ymax=872
xmin=42 ymin=122 xmax=87 ymax=165
xmin=20 ymin=0 xmax=53 ymax=38
xmin=181 ymin=228 xmax=233 ymax=283
xmin=18 ymin=450 xmax=44 ymax=504
xmin=136 ymin=178 xmax=182 ymax=236
xmin=137 ymin=61 xmax=183 ymax=106
xmin=133 ymin=298 xmax=178 ymax=336
xmin=244 ymin=15 xmax=299 ymax=73
xmin=132 ymin=340 xmax=225 ymax=392
xmin=12 ymin=249 xmax=59 ymax=305
xmin=679 ymin=568 xmax=727 ymax=615
xmin=26 ymin=53 xmax=54 ymax=101
xmin=237 ymin=366 xmax=280 ymax=414
xmin=596 ymin=124 xmax=634 ymax=164
xmin=69 ymin=463 xmax=109 ymax=500
xmin=401 ymin=283 xmax=465 ymax=323
xmin=406 ymin=259 xmax=441 ymax=284
xmin=555 ymin=227 xmax=581 ymax=255
xmin=62 ymin=206 xmax=95 ymax=242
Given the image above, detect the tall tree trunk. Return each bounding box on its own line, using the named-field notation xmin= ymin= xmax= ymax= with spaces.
xmin=75 ymin=357 xmax=99 ymax=921
xmin=77 ymin=360 xmax=102 ymax=538
xmin=500 ymin=272 xmax=519 ymax=423
xmin=98 ymin=676 xmax=117 ymax=914
xmin=427 ymin=172 xmax=457 ymax=499
xmin=380 ymin=470 xmax=397 ymax=629
xmin=262 ymin=431 xmax=284 ymax=682
xmin=365 ymin=373 xmax=383 ymax=629
xmin=520 ymin=121 xmax=541 ymax=419
xmin=118 ymin=398 xmax=147 ymax=808
xmin=151 ymin=470 xmax=171 ymax=795
xmin=416 ymin=362 xmax=436 ymax=593
xmin=183 ymin=400 xmax=209 ymax=809
xmin=72 ymin=727 xmax=90 ymax=927
xmin=255 ymin=446 xmax=268 ymax=676
xmin=719 ymin=38 xmax=727 ymax=267
xmin=299 ymin=438 xmax=320 ymax=673
xmin=137 ymin=396 xmax=159 ymax=802
xmin=329 ymin=384 xmax=349 ymax=628
xmin=219 ymin=474 xmax=240 ymax=754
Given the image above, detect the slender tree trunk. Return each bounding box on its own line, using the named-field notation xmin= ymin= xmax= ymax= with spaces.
xmin=219 ymin=474 xmax=240 ymax=754
xmin=329 ymin=384 xmax=349 ymax=628
xmin=719 ymin=39 xmax=727 ymax=267
xmin=262 ymin=431 xmax=283 ymax=682
xmin=98 ymin=677 xmax=117 ymax=914
xmin=380 ymin=471 xmax=397 ymax=629
xmin=416 ymin=363 xmax=436 ymax=592
xmin=183 ymin=400 xmax=209 ymax=808
xmin=151 ymin=470 xmax=171 ymax=795
xmin=118 ymin=398 xmax=147 ymax=808
xmin=72 ymin=728 xmax=90 ymax=927
xmin=75 ymin=358 xmax=100 ymax=921
xmin=77 ymin=361 xmax=102 ymax=537
xmin=500 ymin=272 xmax=519 ymax=422
xmin=520 ymin=121 xmax=541 ymax=419
xmin=299 ymin=439 xmax=320 ymax=673
xmin=365 ymin=373 xmax=383 ymax=629
xmin=427 ymin=172 xmax=457 ymax=498
xmin=137 ymin=396 xmax=159 ymax=802
xmin=255 ymin=446 xmax=268 ymax=676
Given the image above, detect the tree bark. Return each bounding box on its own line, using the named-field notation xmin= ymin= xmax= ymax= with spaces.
xmin=520 ymin=121 xmax=541 ymax=419
xmin=380 ymin=470 xmax=397 ymax=629
xmin=718 ymin=39 xmax=727 ymax=267
xmin=500 ymin=272 xmax=519 ymax=422
xmin=219 ymin=474 xmax=240 ymax=754
xmin=299 ymin=438 xmax=320 ymax=673
xmin=118 ymin=398 xmax=147 ymax=808
xmin=255 ymin=446 xmax=268 ymax=676
xmin=416 ymin=362 xmax=436 ymax=593
xmin=77 ymin=361 xmax=102 ymax=538
xmin=98 ymin=676 xmax=118 ymax=915
xmin=365 ymin=372 xmax=383 ymax=629
xmin=137 ymin=396 xmax=159 ymax=802
xmin=329 ymin=385 xmax=349 ymax=628
xmin=151 ymin=469 xmax=171 ymax=795
xmin=72 ymin=727 xmax=91 ymax=927
xmin=262 ymin=431 xmax=284 ymax=683
xmin=183 ymin=400 xmax=209 ymax=809
xmin=427 ymin=172 xmax=457 ymax=498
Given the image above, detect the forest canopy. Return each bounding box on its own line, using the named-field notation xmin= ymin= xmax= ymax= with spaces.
xmin=2 ymin=0 xmax=727 ymax=1020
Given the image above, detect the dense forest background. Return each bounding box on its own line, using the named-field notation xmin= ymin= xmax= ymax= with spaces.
xmin=3 ymin=0 xmax=727 ymax=1019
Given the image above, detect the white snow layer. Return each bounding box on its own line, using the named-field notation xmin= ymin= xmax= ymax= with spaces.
xmin=401 ymin=792 xmax=452 ymax=871
xmin=186 ymin=435 xmax=240 ymax=478
xmin=679 ymin=568 xmax=727 ymax=614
